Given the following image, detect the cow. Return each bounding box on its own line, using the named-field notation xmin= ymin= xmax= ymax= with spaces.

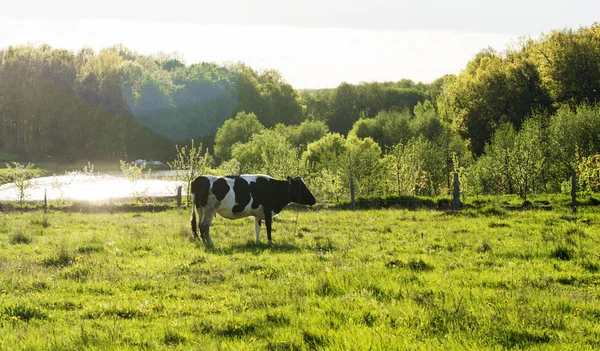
xmin=190 ymin=175 xmax=317 ymax=246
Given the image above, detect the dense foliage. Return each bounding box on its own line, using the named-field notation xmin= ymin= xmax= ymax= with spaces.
xmin=1 ymin=23 xmax=600 ymax=199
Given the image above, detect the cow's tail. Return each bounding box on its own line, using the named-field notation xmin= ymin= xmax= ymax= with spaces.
xmin=190 ymin=187 xmax=199 ymax=240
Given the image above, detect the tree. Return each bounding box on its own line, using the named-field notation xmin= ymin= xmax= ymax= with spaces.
xmin=575 ymin=153 xmax=600 ymax=194
xmin=167 ymin=140 xmax=213 ymax=205
xmin=231 ymin=130 xmax=301 ymax=179
xmin=549 ymin=104 xmax=600 ymax=171
xmin=274 ymin=120 xmax=329 ymax=151
xmin=349 ymin=110 xmax=413 ymax=149
xmin=344 ymin=136 xmax=382 ymax=196
xmin=440 ymin=48 xmax=551 ymax=155
xmin=302 ymin=133 xmax=383 ymax=197
xmin=412 ymin=100 xmax=444 ymax=141
xmin=330 ymin=83 xmax=358 ymax=134
xmin=5 ymin=162 xmax=41 ymax=208
xmin=119 ymin=160 xmax=152 ymax=202
xmin=298 ymin=88 xmax=334 ymax=123
xmin=257 ymin=69 xmax=304 ymax=127
xmin=514 ymin=118 xmax=545 ymax=199
xmin=213 ymin=112 xmax=265 ymax=162
xmin=302 ymin=133 xmax=348 ymax=175
xmin=471 ymin=123 xmax=518 ymax=194
xmin=530 ymin=24 xmax=600 ymax=108
xmin=384 ymin=137 xmax=433 ymax=196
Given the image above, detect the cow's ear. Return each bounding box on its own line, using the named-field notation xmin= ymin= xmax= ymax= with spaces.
xmin=287 ymin=176 xmax=292 ymax=181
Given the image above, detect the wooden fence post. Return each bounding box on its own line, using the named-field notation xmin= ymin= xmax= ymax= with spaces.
xmin=177 ymin=186 xmax=182 ymax=208
xmin=571 ymin=171 xmax=577 ymax=213
xmin=350 ymin=177 xmax=355 ymax=210
xmin=453 ymin=172 xmax=461 ymax=211
xmin=44 ymin=188 xmax=47 ymax=213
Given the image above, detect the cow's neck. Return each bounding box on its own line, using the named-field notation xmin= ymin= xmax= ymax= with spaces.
xmin=272 ymin=198 xmax=290 ymax=214
xmin=270 ymin=180 xmax=291 ymax=214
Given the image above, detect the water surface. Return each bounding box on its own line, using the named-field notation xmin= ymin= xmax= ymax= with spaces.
xmin=0 ymin=174 xmax=185 ymax=202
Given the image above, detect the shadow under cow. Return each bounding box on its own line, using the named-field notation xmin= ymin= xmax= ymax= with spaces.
xmin=205 ymin=241 xmax=302 ymax=255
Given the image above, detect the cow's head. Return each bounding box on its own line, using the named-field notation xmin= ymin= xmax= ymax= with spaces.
xmin=288 ymin=177 xmax=317 ymax=206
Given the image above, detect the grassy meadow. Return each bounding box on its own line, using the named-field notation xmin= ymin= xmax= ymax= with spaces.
xmin=0 ymin=202 xmax=599 ymax=350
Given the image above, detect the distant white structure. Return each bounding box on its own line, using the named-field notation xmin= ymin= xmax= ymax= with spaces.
xmin=131 ymin=159 xmax=163 ymax=165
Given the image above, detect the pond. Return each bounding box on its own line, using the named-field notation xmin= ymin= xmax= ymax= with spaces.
xmin=0 ymin=173 xmax=186 ymax=202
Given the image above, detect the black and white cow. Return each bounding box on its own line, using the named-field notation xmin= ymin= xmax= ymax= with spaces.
xmin=190 ymin=175 xmax=316 ymax=246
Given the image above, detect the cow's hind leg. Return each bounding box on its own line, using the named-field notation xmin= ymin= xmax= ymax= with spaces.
xmin=254 ymin=217 xmax=261 ymax=244
xmin=191 ymin=204 xmax=209 ymax=243
xmin=199 ymin=219 xmax=214 ymax=247
xmin=199 ymin=205 xmax=217 ymax=247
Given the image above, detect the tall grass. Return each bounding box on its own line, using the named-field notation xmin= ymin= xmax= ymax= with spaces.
xmin=0 ymin=205 xmax=599 ymax=350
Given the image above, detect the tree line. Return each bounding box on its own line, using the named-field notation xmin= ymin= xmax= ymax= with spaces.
xmin=1 ymin=23 xmax=599 ymax=199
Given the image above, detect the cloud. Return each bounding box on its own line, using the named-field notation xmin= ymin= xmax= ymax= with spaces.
xmin=3 ymin=0 xmax=598 ymax=35
xmin=1 ymin=17 xmax=515 ymax=88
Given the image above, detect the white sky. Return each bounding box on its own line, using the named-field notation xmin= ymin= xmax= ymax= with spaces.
xmin=1 ymin=1 xmax=598 ymax=89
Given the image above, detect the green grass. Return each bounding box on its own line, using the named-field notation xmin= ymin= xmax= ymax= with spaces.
xmin=0 ymin=168 xmax=12 ymax=185
xmin=0 ymin=205 xmax=599 ymax=350
xmin=0 ymin=152 xmax=17 ymax=163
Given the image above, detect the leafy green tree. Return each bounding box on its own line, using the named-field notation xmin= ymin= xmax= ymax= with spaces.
xmin=298 ymin=89 xmax=334 ymax=123
xmin=440 ymin=48 xmax=551 ymax=155
xmin=330 ymin=83 xmax=358 ymax=134
xmin=274 ymin=120 xmax=329 ymax=151
xmin=229 ymin=63 xmax=263 ymax=117
xmin=302 ymin=133 xmax=349 ymax=201
xmin=228 ymin=65 xmax=304 ymax=127
xmin=575 ymin=153 xmax=600 ymax=194
xmin=230 ymin=130 xmax=301 ymax=179
xmin=384 ymin=137 xmax=432 ymax=196
xmin=344 ymin=136 xmax=382 ymax=196
xmin=306 ymin=168 xmax=347 ymax=202
xmin=514 ymin=118 xmax=545 ymax=199
xmin=215 ymin=159 xmax=241 ymax=176
xmin=214 ymin=112 xmax=265 ymax=162
xmin=530 ymin=24 xmax=600 ymax=108
xmin=302 ymin=133 xmax=348 ymax=175
xmin=119 ymin=160 xmax=152 ymax=202
xmin=548 ymin=104 xmax=600 ymax=181
xmin=302 ymin=133 xmax=382 ymax=197
xmin=412 ymin=100 xmax=444 ymax=140
xmin=383 ymin=87 xmax=426 ymax=114
xmin=258 ymin=69 xmax=304 ymax=127
xmin=167 ymin=140 xmax=213 ymax=205
xmin=349 ymin=118 xmax=381 ymax=144
xmin=5 ymin=162 xmax=41 ymax=208
xmin=349 ymin=110 xmax=413 ymax=149
xmin=470 ymin=123 xmax=518 ymax=194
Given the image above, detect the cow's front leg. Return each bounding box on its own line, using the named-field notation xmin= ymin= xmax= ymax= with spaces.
xmin=265 ymin=210 xmax=273 ymax=245
xmin=254 ymin=217 xmax=262 ymax=244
